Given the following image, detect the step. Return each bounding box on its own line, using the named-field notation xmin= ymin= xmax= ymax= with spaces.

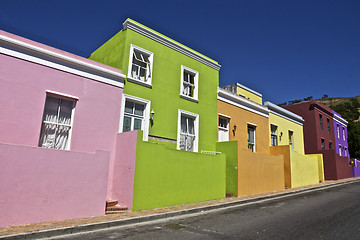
xmin=106 ymin=200 xmax=118 ymax=208
xmin=106 ymin=205 xmax=128 ymax=211
xmin=105 ymin=210 xmax=128 ymax=214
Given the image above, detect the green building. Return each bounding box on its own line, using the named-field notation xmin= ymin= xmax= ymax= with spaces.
xmin=90 ymin=19 xmax=226 ymax=211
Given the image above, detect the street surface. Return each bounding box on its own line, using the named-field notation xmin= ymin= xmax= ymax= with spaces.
xmin=52 ymin=181 xmax=360 ymax=239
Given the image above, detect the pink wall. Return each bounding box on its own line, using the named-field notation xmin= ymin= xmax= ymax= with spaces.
xmin=111 ymin=131 xmax=138 ymax=210
xmin=0 ymin=142 xmax=109 ymax=227
xmin=0 ymin=52 xmax=124 ymax=198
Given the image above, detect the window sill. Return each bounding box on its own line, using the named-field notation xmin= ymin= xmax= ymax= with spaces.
xmin=180 ymin=94 xmax=198 ymax=103
xmin=127 ymin=77 xmax=152 ymax=88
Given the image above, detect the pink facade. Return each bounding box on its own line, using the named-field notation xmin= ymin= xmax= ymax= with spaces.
xmin=0 ymin=31 xmax=127 ymax=226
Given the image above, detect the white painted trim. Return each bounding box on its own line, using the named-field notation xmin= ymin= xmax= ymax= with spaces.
xmin=333 ymin=112 xmax=348 ymax=126
xmin=217 ymin=88 xmax=269 ymax=118
xmin=218 ymin=113 xmax=231 ymax=119
xmin=177 ymin=109 xmax=199 ymax=152
xmin=0 ymin=35 xmax=126 ymax=87
xmin=127 ymin=44 xmax=154 ymax=87
xmin=119 ymin=94 xmax=151 ymax=141
xmin=180 ymin=65 xmax=199 ymax=102
xmin=264 ymin=101 xmax=304 ymax=126
xmin=247 ymin=122 xmax=257 ymax=127
xmin=236 ymin=83 xmax=262 ymax=97
xmin=123 ymin=19 xmax=221 ymax=71
xmin=46 ymin=90 xmax=79 ymax=101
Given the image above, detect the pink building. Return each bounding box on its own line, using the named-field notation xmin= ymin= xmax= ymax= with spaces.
xmin=0 ymin=31 xmax=127 ymax=227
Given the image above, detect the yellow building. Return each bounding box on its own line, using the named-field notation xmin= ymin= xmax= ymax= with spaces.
xmin=222 ymin=83 xmax=263 ymax=105
xmin=217 ymin=87 xmax=284 ymax=197
xmin=264 ymin=102 xmax=325 ymax=188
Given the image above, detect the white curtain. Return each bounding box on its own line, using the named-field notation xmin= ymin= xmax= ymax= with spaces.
xmin=39 ymin=96 xmax=73 ymax=150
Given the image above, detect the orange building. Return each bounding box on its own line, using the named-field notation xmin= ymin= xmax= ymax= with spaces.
xmin=217 ymin=86 xmax=284 ymax=196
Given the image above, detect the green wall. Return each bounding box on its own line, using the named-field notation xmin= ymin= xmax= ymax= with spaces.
xmin=132 ymin=133 xmax=226 ymax=211
xmin=90 ymin=26 xmax=219 ymax=151
xmin=216 ymin=141 xmax=238 ymax=196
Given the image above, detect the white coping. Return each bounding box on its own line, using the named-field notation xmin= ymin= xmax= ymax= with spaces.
xmin=236 ymin=83 xmax=262 ymax=97
xmin=0 ymin=34 xmax=126 ymax=88
xmin=264 ymin=101 xmax=304 ymax=126
xmin=217 ymin=87 xmax=269 ymax=118
xmin=123 ymin=19 xmax=221 ymax=71
xmin=333 ymin=112 xmax=348 ymax=126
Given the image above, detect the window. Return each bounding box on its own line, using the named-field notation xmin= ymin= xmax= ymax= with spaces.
xmin=270 ymin=124 xmax=278 ymax=146
xmin=343 ymin=126 xmax=345 ymax=140
xmin=344 ymin=147 xmax=347 ymax=157
xmin=321 ymin=139 xmax=325 ymax=150
xmin=127 ymin=45 xmax=153 ymax=87
xmin=38 ymin=95 xmax=75 ymax=150
xmin=289 ymin=130 xmax=294 ymax=150
xmin=218 ymin=116 xmax=229 ymax=142
xmin=329 ymin=141 xmax=332 ymax=150
xmin=248 ymin=125 xmax=256 ymax=152
xmin=327 ymin=118 xmax=330 ymax=133
xmin=120 ymin=94 xmax=151 ymax=141
xmin=177 ymin=110 xmax=199 ymax=152
xmin=339 ymin=145 xmax=342 ymax=156
xmin=319 ymin=114 xmax=323 ymax=131
xmin=180 ymin=66 xmax=199 ymax=102
xmin=337 ymin=124 xmax=340 ymax=138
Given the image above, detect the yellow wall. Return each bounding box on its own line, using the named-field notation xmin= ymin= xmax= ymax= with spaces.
xmin=237 ymin=86 xmax=262 ymax=105
xmin=238 ymin=146 xmax=284 ymax=196
xmin=218 ymin=100 xmax=269 ymax=154
xmin=268 ymin=112 xmax=305 ymax=154
xmin=270 ymin=146 xmax=324 ymax=188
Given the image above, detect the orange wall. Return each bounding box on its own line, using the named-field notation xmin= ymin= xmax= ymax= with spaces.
xmin=238 ymin=146 xmax=284 ymax=196
xmin=218 ymin=100 xmax=270 ymax=154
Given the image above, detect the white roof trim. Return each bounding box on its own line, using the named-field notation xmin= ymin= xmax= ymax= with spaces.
xmin=217 ymin=88 xmax=269 ymax=118
xmin=236 ymin=83 xmax=262 ymax=97
xmin=264 ymin=101 xmax=304 ymax=126
xmin=123 ymin=19 xmax=221 ymax=71
xmin=0 ymin=34 xmax=126 ymax=88
xmin=333 ymin=112 xmax=348 ymax=126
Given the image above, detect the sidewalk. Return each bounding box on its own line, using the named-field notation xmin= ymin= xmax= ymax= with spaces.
xmin=1 ymin=178 xmax=359 ymax=239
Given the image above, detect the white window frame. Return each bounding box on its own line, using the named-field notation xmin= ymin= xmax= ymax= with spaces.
xmin=180 ymin=65 xmax=199 ymax=102
xmin=247 ymin=123 xmax=256 ymax=152
xmin=337 ymin=124 xmax=340 ymax=138
xmin=270 ymin=124 xmax=278 ymax=146
xmin=218 ymin=115 xmax=230 ymax=142
xmin=344 ymin=147 xmax=347 ymax=157
xmin=39 ymin=91 xmax=77 ymax=150
xmin=289 ymin=130 xmax=294 ymax=151
xmin=177 ymin=109 xmax=199 ymax=152
xmin=127 ymin=44 xmax=154 ymax=88
xmin=339 ymin=144 xmax=342 ymax=156
xmin=119 ymin=94 xmax=151 ymax=141
xmin=343 ymin=126 xmax=345 ymax=140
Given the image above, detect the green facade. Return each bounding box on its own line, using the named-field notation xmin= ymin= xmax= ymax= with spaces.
xmin=90 ymin=19 xmax=219 ymax=151
xmin=90 ymin=19 xmax=225 ymax=210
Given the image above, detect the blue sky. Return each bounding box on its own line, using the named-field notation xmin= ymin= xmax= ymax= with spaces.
xmin=1 ymin=0 xmax=359 ymax=104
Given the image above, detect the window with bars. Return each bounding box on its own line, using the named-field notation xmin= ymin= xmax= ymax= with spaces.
xmin=289 ymin=130 xmax=294 ymax=150
xmin=218 ymin=116 xmax=229 ymax=142
xmin=38 ymin=95 xmax=75 ymax=150
xmin=248 ymin=125 xmax=256 ymax=152
xmin=122 ymin=100 xmax=145 ymax=132
xmin=270 ymin=124 xmax=278 ymax=146
xmin=180 ymin=66 xmax=198 ymax=101
xmin=128 ymin=45 xmax=153 ymax=86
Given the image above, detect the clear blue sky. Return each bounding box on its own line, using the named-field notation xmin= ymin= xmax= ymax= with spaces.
xmin=1 ymin=0 xmax=359 ymax=104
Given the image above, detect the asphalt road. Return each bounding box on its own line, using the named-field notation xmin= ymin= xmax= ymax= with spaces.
xmin=52 ymin=181 xmax=360 ymax=240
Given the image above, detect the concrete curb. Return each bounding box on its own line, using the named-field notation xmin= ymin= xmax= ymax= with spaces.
xmin=2 ymin=178 xmax=359 ymax=239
